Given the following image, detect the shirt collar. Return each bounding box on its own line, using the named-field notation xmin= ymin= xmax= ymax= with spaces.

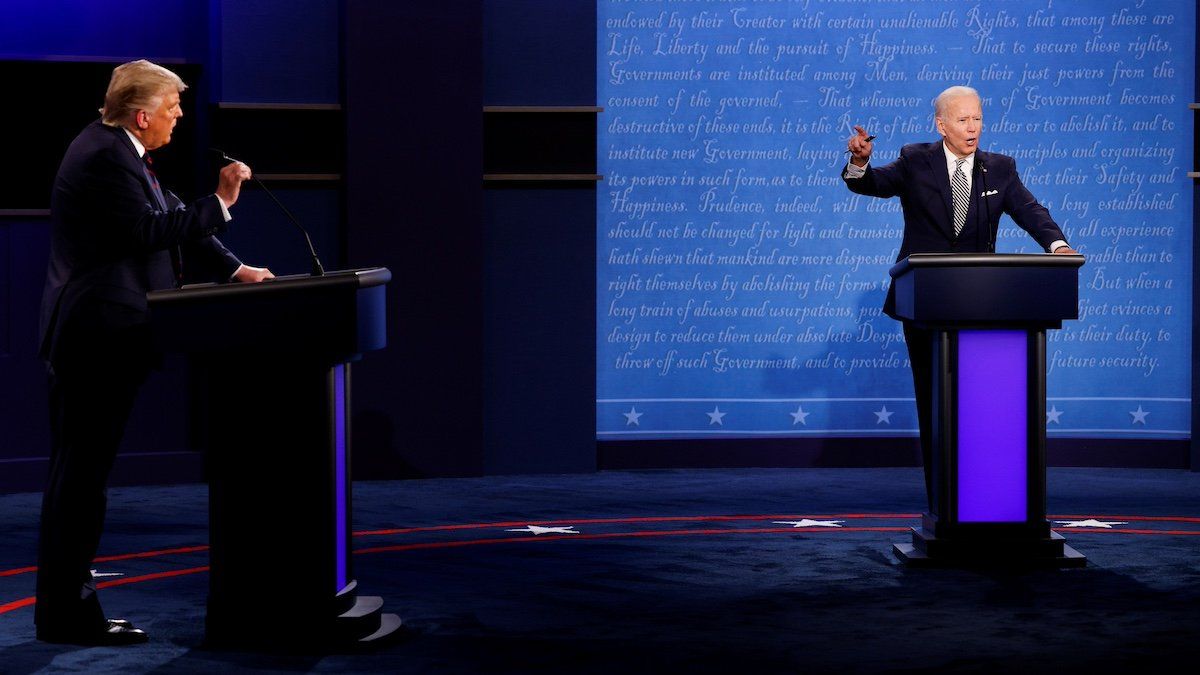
xmin=123 ymin=127 xmax=147 ymax=158
xmin=942 ymin=141 xmax=974 ymax=175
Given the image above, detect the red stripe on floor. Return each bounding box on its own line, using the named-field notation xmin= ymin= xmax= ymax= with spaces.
xmin=0 ymin=566 xmax=37 ymax=579
xmin=1054 ymin=528 xmax=1200 ymax=536
xmin=94 ymin=545 xmax=210 ymax=564
xmin=1050 ymin=515 xmax=1200 ymax=524
xmin=0 ymin=545 xmax=210 ymax=579
xmin=0 ymin=596 xmax=35 ymax=614
xmin=354 ymin=513 xmax=924 ymax=536
xmin=354 ymin=526 xmax=912 ymax=554
xmin=7 ymin=522 xmax=1200 ymax=617
xmin=5 ymin=513 xmax=1200 ymax=580
xmin=96 ymin=566 xmax=209 ymax=590
xmin=0 ymin=567 xmax=209 ymax=617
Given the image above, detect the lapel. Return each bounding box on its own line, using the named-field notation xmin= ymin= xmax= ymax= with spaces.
xmin=108 ymin=123 xmax=166 ymax=209
xmin=928 ymin=141 xmax=955 ymax=240
xmin=109 ymin=122 xmax=143 ymax=168
xmin=963 ymin=149 xmax=984 ymax=241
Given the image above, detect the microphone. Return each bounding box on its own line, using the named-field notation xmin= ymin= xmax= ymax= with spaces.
xmin=977 ymin=153 xmax=996 ymax=253
xmin=210 ymin=148 xmax=325 ymax=277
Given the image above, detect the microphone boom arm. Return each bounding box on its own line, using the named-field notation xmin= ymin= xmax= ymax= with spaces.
xmin=212 ymin=148 xmax=325 ymax=277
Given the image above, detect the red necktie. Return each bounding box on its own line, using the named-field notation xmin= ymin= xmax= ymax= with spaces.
xmin=144 ymin=155 xmax=183 ymax=284
xmin=143 ymin=155 xmax=167 ymax=208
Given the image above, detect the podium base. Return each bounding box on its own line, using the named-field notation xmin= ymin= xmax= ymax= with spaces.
xmin=893 ymin=529 xmax=1087 ymax=569
xmin=361 ymin=613 xmax=404 ymax=643
xmin=205 ymin=582 xmax=403 ymax=650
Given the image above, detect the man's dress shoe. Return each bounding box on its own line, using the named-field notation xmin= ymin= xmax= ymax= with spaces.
xmin=37 ymin=619 xmax=148 ymax=646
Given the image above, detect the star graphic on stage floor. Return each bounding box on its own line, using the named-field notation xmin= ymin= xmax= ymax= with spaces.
xmin=89 ymin=569 xmax=125 ymax=578
xmin=772 ymin=520 xmax=845 ymax=528
xmin=1054 ymin=519 xmax=1128 ymax=529
xmin=506 ymin=525 xmax=580 ymax=535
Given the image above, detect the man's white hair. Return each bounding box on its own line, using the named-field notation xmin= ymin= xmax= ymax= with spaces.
xmin=934 ymin=86 xmax=980 ymax=117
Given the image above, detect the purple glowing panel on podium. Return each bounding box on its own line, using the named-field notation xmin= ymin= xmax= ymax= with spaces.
xmin=957 ymin=330 xmax=1027 ymax=522
xmin=334 ymin=364 xmax=347 ymax=591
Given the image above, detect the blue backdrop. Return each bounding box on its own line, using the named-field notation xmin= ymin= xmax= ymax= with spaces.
xmin=597 ymin=0 xmax=1194 ymax=441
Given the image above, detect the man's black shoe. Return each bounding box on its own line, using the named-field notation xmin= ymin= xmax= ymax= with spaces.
xmin=37 ymin=619 xmax=149 ymax=646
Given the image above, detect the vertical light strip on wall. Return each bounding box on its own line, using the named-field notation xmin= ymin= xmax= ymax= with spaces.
xmin=334 ymin=363 xmax=347 ymax=591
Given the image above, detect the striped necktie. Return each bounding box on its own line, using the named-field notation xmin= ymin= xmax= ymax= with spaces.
xmin=951 ymin=158 xmax=969 ymax=236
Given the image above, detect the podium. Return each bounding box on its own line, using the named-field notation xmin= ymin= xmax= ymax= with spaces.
xmin=148 ymin=268 xmax=401 ymax=647
xmin=888 ymin=254 xmax=1087 ymax=568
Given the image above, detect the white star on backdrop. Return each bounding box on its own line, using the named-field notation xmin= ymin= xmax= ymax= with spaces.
xmin=506 ymin=525 xmax=580 ymax=535
xmin=623 ymin=407 xmax=643 ymax=426
xmin=789 ymin=405 xmax=810 ymax=425
xmin=1129 ymin=406 xmax=1149 ymax=425
xmin=1046 ymin=405 xmax=1063 ymax=424
xmin=772 ymin=519 xmax=844 ymax=528
xmin=707 ymin=406 xmax=726 ymax=426
xmin=1054 ymin=519 xmax=1127 ymax=529
xmin=874 ymin=406 xmax=893 ymax=425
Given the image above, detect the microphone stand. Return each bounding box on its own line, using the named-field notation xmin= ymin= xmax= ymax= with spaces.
xmin=977 ymin=154 xmax=994 ymax=253
xmin=212 ymin=149 xmax=325 ymax=277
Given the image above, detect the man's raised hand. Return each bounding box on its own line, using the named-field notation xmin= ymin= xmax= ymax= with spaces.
xmin=847 ymin=125 xmax=874 ymax=167
xmin=215 ymin=161 xmax=252 ymax=208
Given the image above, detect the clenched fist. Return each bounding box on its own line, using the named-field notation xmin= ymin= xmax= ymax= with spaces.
xmin=215 ymin=161 xmax=252 ymax=208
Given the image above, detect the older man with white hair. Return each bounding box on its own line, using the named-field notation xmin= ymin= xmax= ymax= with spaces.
xmin=35 ymin=60 xmax=273 ymax=645
xmin=841 ymin=85 xmax=1077 ymax=510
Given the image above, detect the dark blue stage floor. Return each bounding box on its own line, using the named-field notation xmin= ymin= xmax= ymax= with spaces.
xmin=2 ymin=467 xmax=1199 ymax=673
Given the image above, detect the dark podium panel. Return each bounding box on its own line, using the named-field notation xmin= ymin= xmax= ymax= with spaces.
xmin=148 ymin=268 xmax=400 ymax=647
xmin=889 ymin=253 xmax=1087 ymax=568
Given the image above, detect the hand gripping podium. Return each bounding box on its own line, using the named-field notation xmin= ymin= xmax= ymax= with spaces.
xmin=888 ymin=254 xmax=1087 ymax=568
xmin=148 ymin=268 xmax=401 ymax=647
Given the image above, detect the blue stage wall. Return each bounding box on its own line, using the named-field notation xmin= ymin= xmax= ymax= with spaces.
xmin=0 ymin=0 xmax=207 ymax=62
xmin=597 ymin=0 xmax=1195 ymax=445
xmin=344 ymin=0 xmax=486 ymax=478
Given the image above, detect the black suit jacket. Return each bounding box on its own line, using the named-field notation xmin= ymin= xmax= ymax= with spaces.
xmin=39 ymin=120 xmax=241 ymax=363
xmin=842 ymin=141 xmax=1066 ymax=318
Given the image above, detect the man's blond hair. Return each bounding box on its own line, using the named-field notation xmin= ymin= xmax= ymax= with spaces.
xmin=99 ymin=60 xmax=187 ymax=126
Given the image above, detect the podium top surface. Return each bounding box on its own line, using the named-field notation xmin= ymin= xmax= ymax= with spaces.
xmin=147 ymin=267 xmax=390 ymax=359
xmin=148 ymin=267 xmax=391 ymax=305
xmin=890 ymin=253 xmax=1084 ymax=279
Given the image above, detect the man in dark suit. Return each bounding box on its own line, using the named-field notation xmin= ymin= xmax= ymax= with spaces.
xmin=36 ymin=60 xmax=273 ymax=645
xmin=841 ymin=85 xmax=1077 ymax=509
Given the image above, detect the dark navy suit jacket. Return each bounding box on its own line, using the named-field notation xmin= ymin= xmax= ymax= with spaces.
xmin=842 ymin=140 xmax=1066 ymax=318
xmin=39 ymin=120 xmax=241 ymax=363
